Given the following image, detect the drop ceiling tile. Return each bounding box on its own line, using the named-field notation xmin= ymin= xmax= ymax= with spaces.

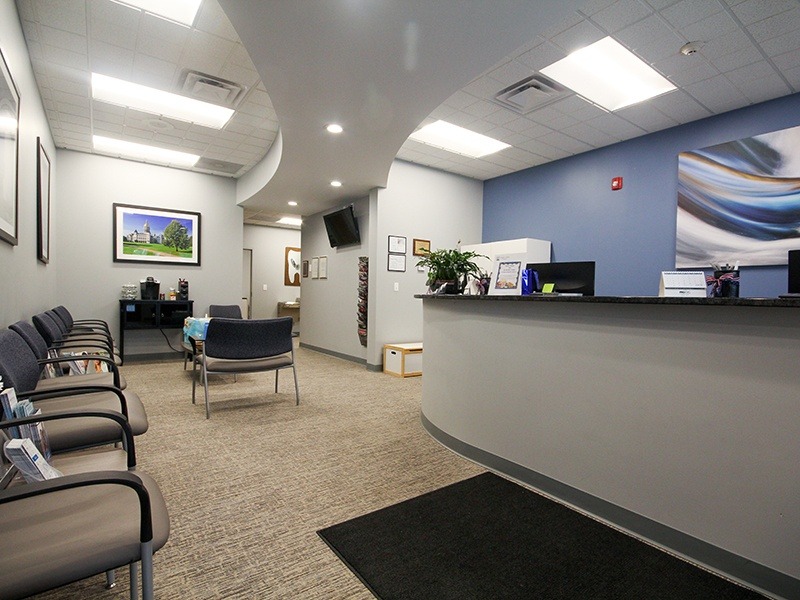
xmin=194 ymin=0 xmax=239 ymax=42
xmin=682 ymin=9 xmax=739 ymax=42
xmin=516 ymin=41 xmax=567 ymax=72
xmin=227 ymin=43 xmax=256 ymax=69
xmin=484 ymin=125 xmax=516 ymax=142
xmin=643 ymin=0 xmax=682 ymax=10
xmin=181 ymin=30 xmax=235 ymax=77
xmin=137 ymin=17 xmax=190 ymax=63
xmin=93 ymin=108 xmax=125 ymax=125
xmin=579 ymin=0 xmax=620 ymax=16
xmin=48 ymin=74 xmax=87 ymax=98
xmin=684 ymin=74 xmax=750 ymax=113
xmin=443 ymin=90 xmax=479 ymax=111
xmin=561 ymin=122 xmax=622 ymax=146
xmin=131 ymin=54 xmax=177 ymax=89
xmin=527 ymin=105 xmax=580 ymax=130
xmin=782 ymin=65 xmax=800 ymax=90
xmin=748 ymin=7 xmax=800 ymax=42
xmin=485 ymin=60 xmax=536 ymax=87
xmin=90 ymin=15 xmax=138 ymax=50
xmin=39 ymin=25 xmax=86 ymax=54
xmin=772 ymin=47 xmax=800 ymax=72
xmin=590 ymin=0 xmax=654 ymax=34
xmin=484 ymin=108 xmax=519 ymax=127
xmin=550 ymin=96 xmax=607 ymax=121
xmin=707 ymin=44 xmax=763 ymax=73
xmin=60 ymin=120 xmax=90 ymax=135
xmin=649 ymin=90 xmax=713 ymax=122
xmin=731 ymin=0 xmax=798 ymax=25
xmin=734 ymin=73 xmax=792 ymax=104
xmin=760 ymin=28 xmax=800 ymax=57
xmin=519 ymin=139 xmax=571 ymax=161
xmin=586 ymin=112 xmax=647 ymax=138
xmin=89 ymin=40 xmax=135 ymax=77
xmin=32 ymin=0 xmax=86 ymax=35
xmin=428 ymin=105 xmax=458 ymax=121
xmin=537 ymin=130 xmax=594 ymax=154
xmin=462 ymin=100 xmax=502 ymax=119
xmin=503 ymin=116 xmax=554 ymax=136
xmin=616 ymin=104 xmax=679 ymax=132
xmin=461 ymin=75 xmax=507 ymax=99
xmin=43 ymin=45 xmax=88 ymax=70
xmin=548 ymin=19 xmax=606 ymax=53
xmin=614 ymin=15 xmax=684 ymax=63
xmin=218 ymin=63 xmax=260 ymax=91
xmin=93 ymin=120 xmax=124 ymax=136
xmin=659 ymin=0 xmax=721 ymax=30
xmin=724 ymin=60 xmax=781 ymax=88
xmin=464 ymin=120 xmax=500 ymax=135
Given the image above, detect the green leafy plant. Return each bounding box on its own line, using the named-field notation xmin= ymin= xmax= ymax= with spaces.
xmin=416 ymin=247 xmax=485 ymax=293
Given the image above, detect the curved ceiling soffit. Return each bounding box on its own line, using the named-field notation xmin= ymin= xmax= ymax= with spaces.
xmin=219 ymin=0 xmax=583 ymax=217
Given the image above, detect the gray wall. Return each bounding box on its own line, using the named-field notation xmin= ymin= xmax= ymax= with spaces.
xmin=243 ymin=224 xmax=301 ymax=319
xmin=367 ymin=161 xmax=483 ymax=366
xmin=299 ymin=160 xmax=483 ymax=368
xmin=56 ymin=151 xmax=241 ymax=358
xmin=0 ymin=0 xmax=58 ymax=327
xmin=300 ymin=196 xmax=370 ymax=362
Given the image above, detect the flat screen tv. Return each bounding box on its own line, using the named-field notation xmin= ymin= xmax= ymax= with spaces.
xmin=525 ymin=261 xmax=596 ymax=296
xmin=323 ymin=206 xmax=361 ymax=248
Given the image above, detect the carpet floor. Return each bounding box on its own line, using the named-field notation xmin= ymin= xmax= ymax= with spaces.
xmin=318 ymin=472 xmax=766 ymax=600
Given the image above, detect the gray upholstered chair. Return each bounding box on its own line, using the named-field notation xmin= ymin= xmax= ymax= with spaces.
xmin=33 ymin=311 xmax=120 ymax=364
xmin=0 ymin=330 xmax=147 ymax=452
xmin=193 ymin=317 xmax=299 ymax=418
xmin=52 ymin=305 xmax=112 ymax=335
xmin=0 ymin=411 xmax=169 ymax=600
xmin=208 ymin=304 xmax=243 ymax=319
xmin=9 ymin=320 xmax=127 ymax=390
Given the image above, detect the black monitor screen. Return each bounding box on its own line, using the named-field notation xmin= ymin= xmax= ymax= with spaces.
xmin=789 ymin=249 xmax=800 ymax=293
xmin=323 ymin=206 xmax=361 ymax=247
xmin=525 ymin=261 xmax=596 ymax=296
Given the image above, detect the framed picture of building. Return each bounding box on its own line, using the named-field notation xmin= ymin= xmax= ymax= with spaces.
xmin=0 ymin=47 xmax=20 ymax=246
xmin=113 ymin=203 xmax=201 ymax=265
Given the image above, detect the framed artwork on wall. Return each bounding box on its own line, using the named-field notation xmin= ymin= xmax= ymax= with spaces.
xmin=113 ymin=203 xmax=201 ymax=265
xmin=36 ymin=138 xmax=51 ymax=264
xmin=413 ymin=238 xmax=430 ymax=256
xmin=388 ymin=254 xmax=406 ymax=272
xmin=302 ymin=259 xmax=309 ymax=278
xmin=311 ymin=256 xmax=319 ymax=279
xmin=285 ymin=246 xmax=301 ymax=286
xmin=0 ymin=46 xmax=20 ymax=246
xmin=319 ymin=255 xmax=328 ymax=279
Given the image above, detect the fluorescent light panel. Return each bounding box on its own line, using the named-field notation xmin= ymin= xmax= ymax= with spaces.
xmin=541 ymin=37 xmax=675 ymax=112
xmin=408 ymin=120 xmax=510 ymax=158
xmin=277 ymin=217 xmax=303 ymax=226
xmin=93 ymin=135 xmax=200 ymax=168
xmin=114 ymin=0 xmax=202 ymax=26
xmin=0 ymin=115 xmax=16 ymax=135
xmin=91 ymin=73 xmax=234 ymax=129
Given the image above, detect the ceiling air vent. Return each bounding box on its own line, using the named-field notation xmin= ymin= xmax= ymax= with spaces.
xmin=179 ymin=70 xmax=246 ymax=108
xmin=493 ymin=74 xmax=569 ymax=115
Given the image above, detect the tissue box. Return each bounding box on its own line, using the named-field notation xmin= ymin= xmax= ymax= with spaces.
xmin=183 ymin=317 xmax=211 ymax=343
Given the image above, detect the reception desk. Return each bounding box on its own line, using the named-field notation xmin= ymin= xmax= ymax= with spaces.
xmin=418 ymin=294 xmax=799 ymax=599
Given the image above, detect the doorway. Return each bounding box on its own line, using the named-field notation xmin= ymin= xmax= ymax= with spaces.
xmin=242 ymin=248 xmax=253 ymax=318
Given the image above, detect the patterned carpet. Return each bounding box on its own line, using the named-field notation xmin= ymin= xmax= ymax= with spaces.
xmin=33 ymin=343 xmax=482 ymax=599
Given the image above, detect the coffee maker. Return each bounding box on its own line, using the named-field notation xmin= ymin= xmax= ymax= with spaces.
xmin=140 ymin=277 xmax=160 ymax=300
xmin=178 ymin=278 xmax=189 ymax=301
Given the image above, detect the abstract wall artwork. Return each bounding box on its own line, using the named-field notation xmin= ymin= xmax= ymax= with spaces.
xmin=676 ymin=125 xmax=800 ymax=268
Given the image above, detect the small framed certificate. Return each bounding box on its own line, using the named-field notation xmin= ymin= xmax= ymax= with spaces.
xmin=388 ymin=235 xmax=407 ymax=254
xmin=388 ymin=254 xmax=406 ymax=272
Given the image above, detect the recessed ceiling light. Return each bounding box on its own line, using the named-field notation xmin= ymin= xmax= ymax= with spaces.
xmin=408 ymin=120 xmax=510 ymax=158
xmin=331 ymin=180 xmax=343 ymax=187
xmin=540 ymin=37 xmax=676 ymax=111
xmin=326 ymin=123 xmax=343 ymax=134
xmin=114 ymin=0 xmax=202 ymax=27
xmin=277 ymin=217 xmax=303 ymax=226
xmin=288 ymin=201 xmax=298 ymax=206
xmin=92 ymin=73 xmax=234 ymax=129
xmin=93 ymin=135 xmax=200 ymax=168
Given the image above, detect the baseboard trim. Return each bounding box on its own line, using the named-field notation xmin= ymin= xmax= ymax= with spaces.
xmin=299 ymin=343 xmax=366 ymax=366
xmin=421 ymin=412 xmax=796 ymax=600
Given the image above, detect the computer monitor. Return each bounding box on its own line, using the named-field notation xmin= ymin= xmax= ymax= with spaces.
xmin=789 ymin=250 xmax=800 ymax=294
xmin=525 ymin=261 xmax=596 ymax=296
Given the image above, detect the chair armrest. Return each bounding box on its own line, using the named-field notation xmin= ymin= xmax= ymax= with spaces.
xmin=0 ymin=471 xmax=153 ymax=542
xmin=20 ymin=385 xmax=129 ymax=419
xmin=0 ymin=408 xmax=135 ymax=468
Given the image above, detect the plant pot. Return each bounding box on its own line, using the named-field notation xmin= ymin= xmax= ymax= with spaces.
xmin=429 ymin=280 xmax=461 ymax=294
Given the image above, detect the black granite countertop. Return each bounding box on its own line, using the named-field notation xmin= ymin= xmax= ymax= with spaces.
xmin=414 ymin=293 xmax=800 ymax=307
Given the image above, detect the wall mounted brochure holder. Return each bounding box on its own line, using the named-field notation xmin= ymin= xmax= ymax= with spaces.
xmin=659 ymin=271 xmax=706 ymax=297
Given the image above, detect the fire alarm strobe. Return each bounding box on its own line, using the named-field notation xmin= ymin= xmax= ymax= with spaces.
xmin=611 ymin=176 xmax=623 ymax=190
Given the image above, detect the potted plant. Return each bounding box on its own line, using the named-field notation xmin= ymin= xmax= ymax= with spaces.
xmin=416 ymin=247 xmax=485 ymax=294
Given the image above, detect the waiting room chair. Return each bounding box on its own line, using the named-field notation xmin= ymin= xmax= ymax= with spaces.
xmin=0 ymin=330 xmax=147 ymax=452
xmin=52 ymin=305 xmax=112 ymax=336
xmin=36 ymin=310 xmax=120 ymax=361
xmin=10 ymin=320 xmax=127 ymax=389
xmin=208 ymin=304 xmax=243 ymax=319
xmin=193 ymin=317 xmax=299 ymax=419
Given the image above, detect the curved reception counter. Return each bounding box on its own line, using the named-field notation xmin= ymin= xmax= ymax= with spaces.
xmin=418 ymin=294 xmax=799 ymax=599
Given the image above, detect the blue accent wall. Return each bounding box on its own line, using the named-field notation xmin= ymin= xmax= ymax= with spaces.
xmin=483 ymin=92 xmax=800 ymax=297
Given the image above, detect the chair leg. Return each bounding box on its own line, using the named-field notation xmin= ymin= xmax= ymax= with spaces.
xmin=129 ymin=561 xmax=139 ymax=600
xmin=183 ymin=350 xmax=188 ymax=370
xmin=203 ymin=363 xmax=211 ymax=419
xmin=105 ymin=569 xmax=116 ymax=589
xmin=275 ymin=370 xmax=279 ymax=393
xmin=191 ymin=363 xmax=197 ymax=404
xmin=141 ymin=541 xmax=154 ymax=600
xmin=292 ymin=365 xmax=300 ymax=405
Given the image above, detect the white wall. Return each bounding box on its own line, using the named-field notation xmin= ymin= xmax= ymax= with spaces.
xmin=300 ymin=196 xmax=370 ymax=362
xmin=367 ymin=161 xmax=483 ymax=366
xmin=0 ymin=0 xmax=58 ymax=326
xmin=243 ymin=224 xmax=301 ymax=319
xmin=56 ymin=151 xmax=241 ymax=358
xmin=299 ymin=160 xmax=483 ymax=368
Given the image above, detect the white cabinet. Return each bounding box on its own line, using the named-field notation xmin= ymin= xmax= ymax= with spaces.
xmin=383 ymin=343 xmax=423 ymax=377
